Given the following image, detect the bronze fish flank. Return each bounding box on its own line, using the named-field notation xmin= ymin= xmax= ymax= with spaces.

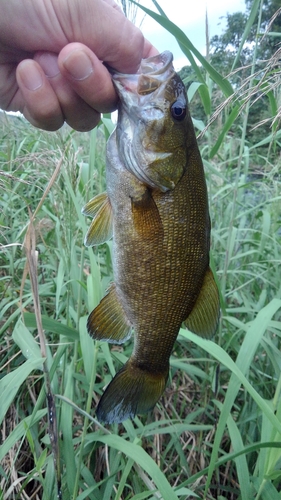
xmin=82 ymin=51 xmax=220 ymax=424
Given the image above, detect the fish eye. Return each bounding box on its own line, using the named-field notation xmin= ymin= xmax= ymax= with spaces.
xmin=170 ymin=101 xmax=186 ymax=121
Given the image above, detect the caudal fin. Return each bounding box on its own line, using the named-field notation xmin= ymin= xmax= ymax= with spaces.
xmin=96 ymin=361 xmax=168 ymax=424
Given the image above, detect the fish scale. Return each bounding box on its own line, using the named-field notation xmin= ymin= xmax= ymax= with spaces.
xmin=82 ymin=50 xmax=220 ymax=424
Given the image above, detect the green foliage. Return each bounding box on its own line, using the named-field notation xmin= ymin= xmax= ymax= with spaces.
xmin=1 ymin=1 xmax=281 ymax=499
xmin=177 ymin=0 xmax=281 ymax=163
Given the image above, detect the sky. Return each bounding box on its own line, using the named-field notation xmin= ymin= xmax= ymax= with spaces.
xmin=132 ymin=0 xmax=246 ymax=69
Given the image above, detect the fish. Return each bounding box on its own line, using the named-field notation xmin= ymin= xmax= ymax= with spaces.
xmin=82 ymin=51 xmax=220 ymax=424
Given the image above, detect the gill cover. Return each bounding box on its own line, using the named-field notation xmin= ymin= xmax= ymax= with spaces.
xmin=112 ymin=51 xmax=188 ymax=192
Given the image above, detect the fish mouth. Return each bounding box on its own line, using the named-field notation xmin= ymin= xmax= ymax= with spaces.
xmin=111 ymin=51 xmax=174 ymax=96
xmin=139 ymin=51 xmax=173 ymax=76
xmin=111 ymin=51 xmax=173 ymax=78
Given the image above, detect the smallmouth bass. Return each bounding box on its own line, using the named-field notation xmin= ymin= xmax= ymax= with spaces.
xmin=82 ymin=51 xmax=220 ymax=424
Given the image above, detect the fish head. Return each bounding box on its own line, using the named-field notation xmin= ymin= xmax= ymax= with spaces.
xmin=112 ymin=51 xmax=194 ymax=192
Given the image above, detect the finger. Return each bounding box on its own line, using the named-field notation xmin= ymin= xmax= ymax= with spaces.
xmin=58 ymin=43 xmax=118 ymax=113
xmin=16 ymin=59 xmax=64 ymax=130
xmin=35 ymin=51 xmax=102 ymax=131
xmin=0 ymin=62 xmax=19 ymax=111
xmin=102 ymin=0 xmax=124 ymax=15
xmin=57 ymin=0 xmax=145 ymax=74
xmin=143 ymin=39 xmax=159 ymax=59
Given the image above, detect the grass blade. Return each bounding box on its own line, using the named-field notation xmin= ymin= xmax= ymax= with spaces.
xmin=133 ymin=1 xmax=234 ymax=97
xmin=0 ymin=358 xmax=44 ymax=425
xmin=87 ymin=434 xmax=178 ymax=500
xmin=232 ymin=0 xmax=261 ymax=70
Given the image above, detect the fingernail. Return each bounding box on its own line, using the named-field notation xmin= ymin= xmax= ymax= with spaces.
xmin=63 ymin=50 xmax=93 ymax=81
xmin=36 ymin=53 xmax=60 ymax=78
xmin=19 ymin=60 xmax=43 ymax=91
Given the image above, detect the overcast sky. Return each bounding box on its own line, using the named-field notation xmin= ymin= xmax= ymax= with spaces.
xmin=133 ymin=0 xmax=246 ymax=68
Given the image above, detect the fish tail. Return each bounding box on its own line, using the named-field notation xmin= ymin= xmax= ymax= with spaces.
xmin=96 ymin=360 xmax=168 ymax=424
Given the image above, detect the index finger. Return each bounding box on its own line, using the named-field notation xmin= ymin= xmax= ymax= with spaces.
xmin=56 ymin=0 xmax=157 ymax=74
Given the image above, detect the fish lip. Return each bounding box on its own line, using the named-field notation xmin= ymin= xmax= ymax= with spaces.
xmin=139 ymin=51 xmax=173 ymax=76
xmin=111 ymin=51 xmax=174 ymax=98
xmin=110 ymin=50 xmax=173 ymax=80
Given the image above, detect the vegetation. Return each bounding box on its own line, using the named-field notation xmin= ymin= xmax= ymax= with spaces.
xmin=179 ymin=0 xmax=281 ymax=161
xmin=1 ymin=0 xmax=281 ymax=498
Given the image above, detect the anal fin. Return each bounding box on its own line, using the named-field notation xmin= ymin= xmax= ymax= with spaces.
xmin=87 ymin=283 xmax=132 ymax=344
xmin=184 ymin=267 xmax=220 ymax=338
xmin=82 ymin=192 xmax=113 ymax=246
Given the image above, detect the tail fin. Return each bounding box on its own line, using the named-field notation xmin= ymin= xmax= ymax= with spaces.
xmin=96 ymin=361 xmax=168 ymax=424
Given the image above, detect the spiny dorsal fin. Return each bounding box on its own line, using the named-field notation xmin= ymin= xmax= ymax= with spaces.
xmin=184 ymin=267 xmax=220 ymax=338
xmin=82 ymin=192 xmax=113 ymax=246
xmin=87 ymin=283 xmax=132 ymax=344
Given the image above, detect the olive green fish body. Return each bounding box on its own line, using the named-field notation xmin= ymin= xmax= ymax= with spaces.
xmin=82 ymin=51 xmax=220 ymax=424
xmin=108 ymin=137 xmax=209 ymax=368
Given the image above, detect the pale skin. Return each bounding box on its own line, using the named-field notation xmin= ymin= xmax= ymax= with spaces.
xmin=0 ymin=0 xmax=158 ymax=131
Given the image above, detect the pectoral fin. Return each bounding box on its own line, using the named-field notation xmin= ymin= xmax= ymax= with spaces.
xmin=184 ymin=267 xmax=220 ymax=338
xmin=87 ymin=283 xmax=132 ymax=344
xmin=131 ymin=189 xmax=163 ymax=241
xmin=82 ymin=192 xmax=113 ymax=246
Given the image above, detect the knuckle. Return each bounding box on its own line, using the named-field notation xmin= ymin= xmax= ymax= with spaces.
xmin=32 ymin=103 xmax=63 ymax=128
xmin=114 ymin=22 xmax=144 ymax=73
xmin=24 ymin=105 xmax=64 ymax=131
xmin=66 ymin=112 xmax=101 ymax=132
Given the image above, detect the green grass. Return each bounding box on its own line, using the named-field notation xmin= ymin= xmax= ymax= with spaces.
xmin=1 ymin=2 xmax=281 ymax=499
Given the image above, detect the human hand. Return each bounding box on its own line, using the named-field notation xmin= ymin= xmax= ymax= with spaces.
xmin=0 ymin=0 xmax=157 ymax=131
